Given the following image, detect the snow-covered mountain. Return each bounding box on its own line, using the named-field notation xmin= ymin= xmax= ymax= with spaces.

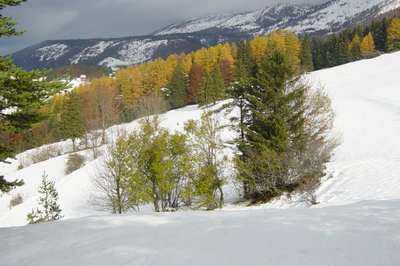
xmin=11 ymin=0 xmax=400 ymax=71
xmin=155 ymin=0 xmax=400 ymax=35
xmin=1 ymin=50 xmax=400 ymax=266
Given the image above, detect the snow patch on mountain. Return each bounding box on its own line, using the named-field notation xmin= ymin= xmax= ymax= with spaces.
xmin=70 ymin=41 xmax=114 ymax=64
xmin=33 ymin=44 xmax=68 ymax=61
xmin=288 ymin=0 xmax=387 ymax=34
xmin=99 ymin=39 xmax=168 ymax=70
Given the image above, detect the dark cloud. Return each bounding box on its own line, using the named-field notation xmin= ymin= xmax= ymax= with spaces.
xmin=0 ymin=0 xmax=326 ymax=55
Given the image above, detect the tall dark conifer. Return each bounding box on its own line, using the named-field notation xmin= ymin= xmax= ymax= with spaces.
xmin=300 ymin=36 xmax=314 ymax=72
xmin=237 ymin=48 xmax=305 ymax=198
xmin=59 ymin=92 xmax=86 ymax=151
xmin=168 ymin=65 xmax=187 ymax=109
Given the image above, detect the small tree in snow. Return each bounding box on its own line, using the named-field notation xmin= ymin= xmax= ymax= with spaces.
xmin=27 ymin=172 xmax=63 ymax=224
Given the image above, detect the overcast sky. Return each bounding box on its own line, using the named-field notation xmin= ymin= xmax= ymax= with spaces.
xmin=0 ymin=0 xmax=327 ymax=55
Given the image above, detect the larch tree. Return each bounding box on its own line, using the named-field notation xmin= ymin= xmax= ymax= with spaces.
xmin=187 ymin=63 xmax=205 ymax=104
xmin=387 ymin=17 xmax=400 ymax=51
xmin=360 ymin=32 xmax=376 ymax=58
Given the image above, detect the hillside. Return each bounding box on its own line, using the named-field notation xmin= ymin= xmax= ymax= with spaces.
xmin=10 ymin=0 xmax=400 ymax=70
xmin=0 ymin=51 xmax=400 ymax=265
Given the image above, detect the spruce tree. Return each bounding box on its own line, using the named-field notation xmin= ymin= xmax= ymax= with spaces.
xmin=168 ymin=65 xmax=188 ymax=109
xmin=58 ymin=92 xmax=86 ymax=151
xmin=0 ymin=0 xmax=64 ymax=193
xmin=236 ymin=40 xmax=254 ymax=79
xmin=300 ymin=36 xmax=314 ymax=72
xmin=237 ymin=48 xmax=306 ymax=199
xmin=210 ymin=63 xmax=225 ymax=104
xmin=27 ymin=172 xmax=63 ymax=224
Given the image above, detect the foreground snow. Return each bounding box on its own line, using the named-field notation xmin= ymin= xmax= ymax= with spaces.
xmin=1 ymin=199 xmax=399 ymax=265
xmin=1 ymin=52 xmax=400 ymax=265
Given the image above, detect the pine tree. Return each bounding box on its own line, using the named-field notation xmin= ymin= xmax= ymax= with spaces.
xmin=27 ymin=172 xmax=63 ymax=224
xmin=360 ymin=32 xmax=376 ymax=58
xmin=387 ymin=17 xmax=400 ymax=51
xmin=0 ymin=0 xmax=64 ymax=193
xmin=168 ymin=64 xmax=188 ymax=109
xmin=300 ymin=36 xmax=314 ymax=72
xmin=58 ymin=92 xmax=86 ymax=151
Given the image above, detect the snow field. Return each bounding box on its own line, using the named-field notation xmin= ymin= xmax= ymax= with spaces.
xmin=1 ymin=51 xmax=400 ymax=265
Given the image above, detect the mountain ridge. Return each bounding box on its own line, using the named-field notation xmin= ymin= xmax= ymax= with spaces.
xmin=10 ymin=0 xmax=400 ymax=70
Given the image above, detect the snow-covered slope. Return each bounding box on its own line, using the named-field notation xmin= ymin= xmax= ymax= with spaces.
xmin=1 ymin=50 xmax=400 ymax=266
xmin=1 ymin=199 xmax=399 ymax=265
xmin=2 ymin=51 xmax=400 ymax=227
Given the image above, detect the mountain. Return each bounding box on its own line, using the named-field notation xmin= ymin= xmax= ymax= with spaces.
xmin=1 ymin=51 xmax=400 ymax=264
xmin=10 ymin=0 xmax=400 ymax=70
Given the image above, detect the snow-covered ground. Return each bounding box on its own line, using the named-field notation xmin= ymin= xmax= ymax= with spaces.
xmin=1 ymin=52 xmax=400 ymax=265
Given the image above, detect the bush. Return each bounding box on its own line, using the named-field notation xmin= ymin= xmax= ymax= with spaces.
xmin=9 ymin=193 xmax=23 ymax=209
xmin=64 ymin=153 xmax=85 ymax=175
xmin=20 ymin=144 xmax=62 ymax=168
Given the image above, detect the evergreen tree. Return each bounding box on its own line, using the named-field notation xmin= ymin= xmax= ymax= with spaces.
xmin=0 ymin=0 xmax=64 ymax=193
xmin=197 ymin=64 xmax=225 ymax=106
xmin=211 ymin=63 xmax=225 ymax=103
xmin=336 ymin=33 xmax=351 ymax=65
xmin=27 ymin=172 xmax=63 ymax=224
xmin=300 ymin=36 xmax=314 ymax=72
xmin=237 ymin=48 xmax=305 ymax=199
xmin=387 ymin=17 xmax=400 ymax=51
xmin=168 ymin=64 xmax=188 ymax=109
xmin=370 ymin=18 xmax=388 ymax=52
xmin=236 ymin=40 xmax=254 ymax=79
xmin=349 ymin=34 xmax=361 ymax=60
xmin=58 ymin=92 xmax=86 ymax=151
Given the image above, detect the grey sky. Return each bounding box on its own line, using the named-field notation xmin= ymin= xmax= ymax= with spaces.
xmin=0 ymin=0 xmax=327 ymax=55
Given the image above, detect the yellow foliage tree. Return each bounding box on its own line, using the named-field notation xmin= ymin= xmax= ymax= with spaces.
xmin=115 ymin=66 xmax=143 ymax=110
xmin=249 ymin=35 xmax=268 ymax=67
xmin=387 ymin=17 xmax=400 ymax=51
xmin=268 ymin=30 xmax=301 ymax=70
xmin=141 ymin=58 xmax=168 ymax=93
xmin=180 ymin=53 xmax=193 ymax=75
xmin=219 ymin=43 xmax=234 ymax=66
xmin=360 ymin=32 xmax=376 ymax=58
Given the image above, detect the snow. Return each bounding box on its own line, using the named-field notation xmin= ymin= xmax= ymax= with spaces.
xmin=288 ymin=0 xmax=391 ymax=34
xmin=33 ymin=44 xmax=68 ymax=61
xmin=155 ymin=0 xmax=400 ymax=36
xmin=99 ymin=39 xmax=168 ymax=70
xmin=1 ymin=51 xmax=400 ymax=265
xmin=70 ymin=41 xmax=114 ymax=64
xmin=0 ymin=199 xmax=399 ymax=265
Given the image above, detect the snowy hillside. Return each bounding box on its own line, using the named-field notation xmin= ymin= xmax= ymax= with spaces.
xmin=1 ymin=52 xmax=400 ymax=265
